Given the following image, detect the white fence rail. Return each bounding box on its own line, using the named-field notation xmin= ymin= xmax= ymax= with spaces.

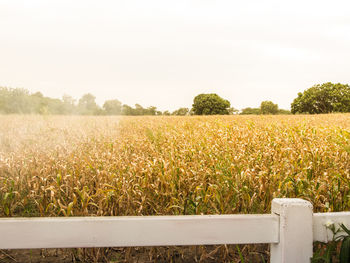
xmin=1 ymin=198 xmax=350 ymax=263
xmin=314 ymin=212 xmax=350 ymax=242
xmin=0 ymin=214 xmax=280 ymax=248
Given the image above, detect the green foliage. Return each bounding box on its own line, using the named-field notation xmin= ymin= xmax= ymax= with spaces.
xmin=121 ymin=104 xmax=134 ymax=115
xmin=61 ymin=94 xmax=77 ymax=114
xmin=0 ymin=87 xmax=32 ymax=113
xmin=291 ymin=82 xmax=350 ymax=114
xmin=312 ymin=223 xmax=350 ymax=263
xmin=0 ymin=87 xmax=73 ymax=114
xmin=134 ymin=104 xmax=144 ymax=115
xmin=228 ymin=107 xmax=239 ymax=115
xmin=192 ymin=93 xmax=230 ymax=115
xmin=0 ymin=87 xmax=163 ymax=116
xmin=78 ymin=93 xmax=100 ymax=115
xmin=121 ymin=104 xmax=159 ymax=116
xmin=260 ymin=101 xmax=278 ymax=115
xmin=241 ymin=104 xmax=289 ymax=115
xmin=172 ymin=107 xmax=189 ymax=116
xmin=103 ymin=99 xmax=122 ymax=115
xmin=278 ymin=109 xmax=291 ymax=115
xmin=240 ymin=107 xmax=261 ymax=115
xmin=146 ymin=106 xmax=157 ymax=116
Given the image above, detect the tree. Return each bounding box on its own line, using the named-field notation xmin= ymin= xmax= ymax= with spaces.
xmin=240 ymin=107 xmax=261 ymax=115
xmin=61 ymin=94 xmax=77 ymax=114
xmin=30 ymin=92 xmax=45 ymax=114
xmin=277 ymin=109 xmax=291 ymax=115
xmin=172 ymin=107 xmax=189 ymax=116
xmin=120 ymin=104 xmax=157 ymax=115
xmin=121 ymin=104 xmax=134 ymax=115
xmin=103 ymin=99 xmax=122 ymax=115
xmin=78 ymin=93 xmax=100 ymax=115
xmin=228 ymin=107 xmax=239 ymax=115
xmin=1 ymin=88 xmax=33 ymax=114
xmin=44 ymin=97 xmax=64 ymax=114
xmin=260 ymin=101 xmax=278 ymax=115
xmin=0 ymin=88 xmax=7 ymax=113
xmin=134 ymin=104 xmax=144 ymax=115
xmin=291 ymin=82 xmax=350 ymax=114
xmin=192 ymin=93 xmax=231 ymax=115
xmin=146 ymin=106 xmax=157 ymax=115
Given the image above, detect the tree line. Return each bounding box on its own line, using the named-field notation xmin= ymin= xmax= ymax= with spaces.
xmin=0 ymin=87 xmax=188 ymax=116
xmin=0 ymin=82 xmax=349 ymax=115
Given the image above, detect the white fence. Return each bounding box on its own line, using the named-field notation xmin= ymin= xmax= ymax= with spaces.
xmin=1 ymin=198 xmax=350 ymax=263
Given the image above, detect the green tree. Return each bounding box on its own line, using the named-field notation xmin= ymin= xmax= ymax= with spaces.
xmin=240 ymin=107 xmax=261 ymax=115
xmin=61 ymin=94 xmax=77 ymax=114
xmin=228 ymin=107 xmax=239 ymax=115
xmin=45 ymin=97 xmax=64 ymax=114
xmin=172 ymin=107 xmax=189 ymax=116
xmin=133 ymin=104 xmax=144 ymax=115
xmin=78 ymin=93 xmax=100 ymax=115
xmin=0 ymin=87 xmax=72 ymax=115
xmin=146 ymin=106 xmax=157 ymax=115
xmin=192 ymin=93 xmax=231 ymax=115
xmin=30 ymin=92 xmax=47 ymax=114
xmin=291 ymin=82 xmax=350 ymax=114
xmin=1 ymin=87 xmax=33 ymax=114
xmin=30 ymin=92 xmax=67 ymax=115
xmin=260 ymin=101 xmax=278 ymax=115
xmin=277 ymin=109 xmax=291 ymax=115
xmin=103 ymin=99 xmax=122 ymax=115
xmin=121 ymin=104 xmax=134 ymax=115
xmin=0 ymin=87 xmax=8 ymax=113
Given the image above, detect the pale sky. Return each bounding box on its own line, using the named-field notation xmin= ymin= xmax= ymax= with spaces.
xmin=1 ymin=0 xmax=350 ymax=111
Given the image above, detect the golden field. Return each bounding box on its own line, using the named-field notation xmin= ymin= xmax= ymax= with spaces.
xmin=1 ymin=114 xmax=350 ymax=262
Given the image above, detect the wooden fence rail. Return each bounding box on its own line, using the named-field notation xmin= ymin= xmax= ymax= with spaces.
xmin=1 ymin=198 xmax=350 ymax=262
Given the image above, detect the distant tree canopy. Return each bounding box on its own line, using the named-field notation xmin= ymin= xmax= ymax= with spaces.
xmin=277 ymin=109 xmax=291 ymax=115
xmin=6 ymin=83 xmax=350 ymax=116
xmin=260 ymin=101 xmax=278 ymax=115
xmin=240 ymin=102 xmax=290 ymax=115
xmin=78 ymin=93 xmax=100 ymax=115
xmin=103 ymin=99 xmax=122 ymax=115
xmin=192 ymin=93 xmax=230 ymax=115
xmin=0 ymin=87 xmax=163 ymax=116
xmin=61 ymin=94 xmax=77 ymax=114
xmin=240 ymin=107 xmax=261 ymax=115
xmin=0 ymin=87 xmax=68 ymax=114
xmin=121 ymin=104 xmax=158 ymax=116
xmin=228 ymin=107 xmax=239 ymax=115
xmin=291 ymin=82 xmax=350 ymax=114
xmin=172 ymin=107 xmax=189 ymax=116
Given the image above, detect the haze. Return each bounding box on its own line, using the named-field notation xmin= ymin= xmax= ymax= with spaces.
xmin=1 ymin=0 xmax=349 ymax=111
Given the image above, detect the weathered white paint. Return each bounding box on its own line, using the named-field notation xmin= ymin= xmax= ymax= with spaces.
xmin=313 ymin=212 xmax=350 ymax=242
xmin=270 ymin=198 xmax=313 ymax=263
xmin=0 ymin=214 xmax=279 ymax=249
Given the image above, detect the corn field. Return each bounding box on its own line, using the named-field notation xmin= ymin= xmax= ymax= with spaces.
xmin=1 ymin=114 xmax=350 ymax=262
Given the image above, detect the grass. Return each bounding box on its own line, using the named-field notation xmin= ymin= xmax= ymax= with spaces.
xmin=0 ymin=114 xmax=350 ymax=262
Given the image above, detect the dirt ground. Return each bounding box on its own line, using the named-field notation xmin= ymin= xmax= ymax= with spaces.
xmin=0 ymin=245 xmax=269 ymax=263
xmin=0 ymin=249 xmax=74 ymax=263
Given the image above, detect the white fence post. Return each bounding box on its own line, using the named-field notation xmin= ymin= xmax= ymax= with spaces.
xmin=270 ymin=198 xmax=313 ymax=263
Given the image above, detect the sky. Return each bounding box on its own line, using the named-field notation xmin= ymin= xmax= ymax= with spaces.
xmin=1 ymin=0 xmax=350 ymax=111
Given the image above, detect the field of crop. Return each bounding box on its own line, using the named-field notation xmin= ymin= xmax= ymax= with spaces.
xmin=1 ymin=114 xmax=350 ymax=262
